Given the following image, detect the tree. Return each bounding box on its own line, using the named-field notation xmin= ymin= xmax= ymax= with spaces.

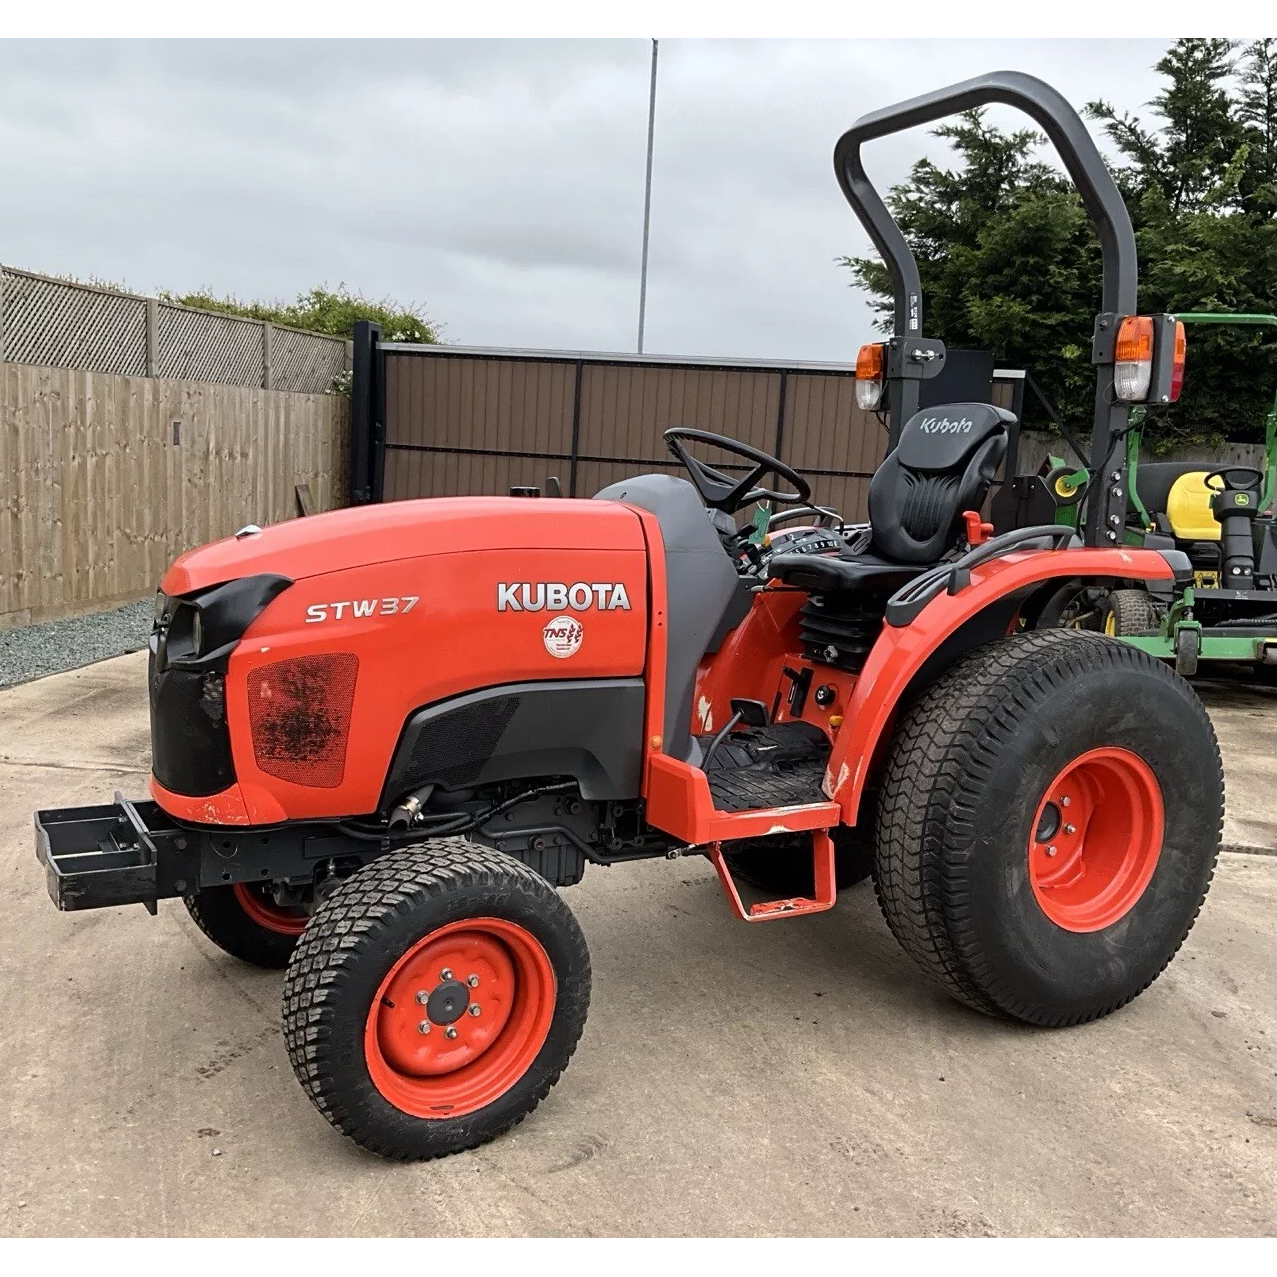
xmin=159 ymin=284 xmax=440 ymax=344
xmin=841 ymin=39 xmax=1277 ymax=452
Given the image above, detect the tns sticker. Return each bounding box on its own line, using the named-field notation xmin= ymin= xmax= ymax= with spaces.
xmin=305 ymin=596 xmax=419 ymax=623
xmin=543 ymin=615 xmax=584 ymax=659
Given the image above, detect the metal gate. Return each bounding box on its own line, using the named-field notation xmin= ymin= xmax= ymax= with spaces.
xmin=350 ymin=324 xmax=1023 ymax=519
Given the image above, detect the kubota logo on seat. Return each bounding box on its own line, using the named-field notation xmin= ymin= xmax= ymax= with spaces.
xmin=918 ymin=415 xmax=975 ymax=434
xmin=497 ymin=582 xmax=631 ymax=612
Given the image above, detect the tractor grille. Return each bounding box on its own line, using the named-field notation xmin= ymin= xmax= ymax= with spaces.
xmin=246 ymin=653 xmax=359 ymax=788
xmin=798 ymin=594 xmax=886 ymax=673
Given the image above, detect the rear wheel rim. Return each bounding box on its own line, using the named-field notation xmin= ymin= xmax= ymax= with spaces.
xmin=232 ymin=882 xmax=308 ymax=936
xmin=1028 ymin=747 xmax=1164 ymax=932
xmin=364 ymin=918 xmax=556 ymax=1119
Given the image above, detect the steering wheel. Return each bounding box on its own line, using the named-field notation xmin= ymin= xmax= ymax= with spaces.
xmin=664 ymin=427 xmax=811 ymax=514
xmin=763 ymin=504 xmax=841 ymax=530
xmin=1204 ymin=466 xmax=1264 ymax=494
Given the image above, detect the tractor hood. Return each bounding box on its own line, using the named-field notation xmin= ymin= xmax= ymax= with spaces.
xmin=160 ymin=496 xmax=646 ymax=596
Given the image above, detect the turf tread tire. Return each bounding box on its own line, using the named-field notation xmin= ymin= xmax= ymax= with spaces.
xmin=282 ymin=838 xmax=590 ymax=1162
xmin=1102 ymin=588 xmax=1162 ymax=636
xmin=873 ymin=629 xmax=1222 ymax=1026
xmin=183 ymin=886 xmax=300 ymax=969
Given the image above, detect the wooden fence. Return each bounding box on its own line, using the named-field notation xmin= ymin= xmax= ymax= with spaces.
xmin=0 ymin=362 xmax=349 ymax=629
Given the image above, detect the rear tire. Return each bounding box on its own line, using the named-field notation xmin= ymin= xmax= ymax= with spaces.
xmin=184 ymin=883 xmax=308 ymax=969
xmin=1100 ymin=588 xmax=1162 ymax=636
xmin=282 ymin=839 xmax=590 ymax=1161
xmin=874 ymin=630 xmax=1221 ymax=1026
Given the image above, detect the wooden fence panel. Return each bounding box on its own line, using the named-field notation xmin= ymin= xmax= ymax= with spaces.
xmin=0 ymin=362 xmax=349 ymax=629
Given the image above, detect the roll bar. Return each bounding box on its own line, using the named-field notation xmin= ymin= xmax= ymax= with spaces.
xmin=835 ymin=71 xmax=1139 ymax=547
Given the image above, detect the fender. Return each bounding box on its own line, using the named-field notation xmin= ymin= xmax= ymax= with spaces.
xmin=825 ymin=547 xmax=1176 ymax=823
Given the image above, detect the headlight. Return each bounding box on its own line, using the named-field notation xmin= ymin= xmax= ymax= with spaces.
xmin=159 ymin=574 xmax=293 ymax=673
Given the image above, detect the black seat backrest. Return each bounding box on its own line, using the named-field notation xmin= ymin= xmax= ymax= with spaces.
xmin=869 ymin=402 xmax=1013 ymax=564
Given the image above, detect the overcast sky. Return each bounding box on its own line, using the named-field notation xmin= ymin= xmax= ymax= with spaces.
xmin=0 ymin=39 xmax=1170 ymax=362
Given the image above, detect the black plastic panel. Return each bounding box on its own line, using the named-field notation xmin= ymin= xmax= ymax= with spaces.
xmin=383 ymin=679 xmax=647 ymax=805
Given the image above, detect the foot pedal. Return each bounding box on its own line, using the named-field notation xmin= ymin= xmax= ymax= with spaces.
xmin=708 ymin=831 xmax=837 ymax=923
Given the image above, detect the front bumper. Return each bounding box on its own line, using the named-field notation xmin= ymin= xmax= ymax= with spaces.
xmin=34 ymin=796 xmax=377 ymax=914
xmin=35 ymin=794 xmax=194 ymax=913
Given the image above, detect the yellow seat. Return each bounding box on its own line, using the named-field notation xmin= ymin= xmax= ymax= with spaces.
xmin=1165 ymin=472 xmax=1220 ymax=541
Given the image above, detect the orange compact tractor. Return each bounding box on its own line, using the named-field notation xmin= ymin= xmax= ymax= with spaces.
xmin=37 ymin=73 xmax=1222 ymax=1161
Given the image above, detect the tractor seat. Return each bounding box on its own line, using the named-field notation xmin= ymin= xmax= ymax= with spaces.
xmin=770 ymin=401 xmax=1013 ymax=593
xmin=1164 ymin=472 xmax=1220 ymax=541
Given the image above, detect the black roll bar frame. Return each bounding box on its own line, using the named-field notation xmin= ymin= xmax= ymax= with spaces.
xmin=834 ymin=70 xmax=1138 ymax=547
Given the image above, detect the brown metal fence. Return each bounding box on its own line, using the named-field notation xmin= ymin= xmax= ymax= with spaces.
xmin=351 ymin=330 xmax=1022 ymax=521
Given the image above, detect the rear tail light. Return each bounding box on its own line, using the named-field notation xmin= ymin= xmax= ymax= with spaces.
xmin=247 ymin=653 xmax=359 ymax=788
xmin=855 ymin=342 xmax=885 ymax=410
xmin=1115 ymin=316 xmax=1154 ymax=401
xmin=1169 ymin=320 xmax=1187 ymax=402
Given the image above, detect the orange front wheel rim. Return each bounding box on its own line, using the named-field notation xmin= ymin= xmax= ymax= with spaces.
xmin=364 ymin=918 xmax=556 ymax=1119
xmin=232 ymin=881 xmax=309 ymax=936
xmin=1028 ymin=747 xmax=1164 ymax=932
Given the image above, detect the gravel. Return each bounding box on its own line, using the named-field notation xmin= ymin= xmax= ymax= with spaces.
xmin=0 ymin=600 xmax=153 ymax=690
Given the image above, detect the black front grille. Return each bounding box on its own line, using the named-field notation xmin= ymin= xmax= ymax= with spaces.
xmin=149 ymin=645 xmax=236 ymax=797
xmin=798 ymin=594 xmax=887 ymax=673
xmin=403 ymin=695 xmax=522 ymax=789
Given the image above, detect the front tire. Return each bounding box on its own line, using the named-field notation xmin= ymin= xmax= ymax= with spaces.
xmin=184 ymin=883 xmax=308 ymax=969
xmin=282 ymin=839 xmax=590 ymax=1161
xmin=874 ymin=630 xmax=1222 ymax=1026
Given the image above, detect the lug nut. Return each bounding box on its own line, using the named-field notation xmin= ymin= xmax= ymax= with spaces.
xmin=1064 ymin=823 xmax=1076 ymax=835
xmin=1061 ymin=796 xmax=1071 ymax=806
xmin=468 ymin=1004 xmax=482 ymax=1017
xmin=445 ymin=1026 xmax=458 ymax=1039
xmin=415 ymin=990 xmax=429 ymax=1005
xmin=417 ymin=1020 xmax=431 ymax=1035
xmin=1047 ymin=845 xmax=1058 ymax=857
xmin=467 ymin=974 xmax=480 ymax=988
xmin=440 ymin=968 xmax=453 ymax=981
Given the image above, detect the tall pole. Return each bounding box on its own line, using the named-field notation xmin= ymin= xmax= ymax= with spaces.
xmin=637 ymin=38 xmax=658 ymax=354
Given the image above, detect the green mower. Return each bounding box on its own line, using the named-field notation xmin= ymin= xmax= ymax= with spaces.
xmin=1027 ymin=313 xmax=1277 ymax=674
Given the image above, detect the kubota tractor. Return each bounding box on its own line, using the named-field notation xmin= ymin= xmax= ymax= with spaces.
xmin=35 ymin=72 xmax=1223 ymax=1161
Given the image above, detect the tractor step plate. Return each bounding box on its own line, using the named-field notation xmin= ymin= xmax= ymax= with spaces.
xmin=708 ymin=832 xmax=838 ymax=923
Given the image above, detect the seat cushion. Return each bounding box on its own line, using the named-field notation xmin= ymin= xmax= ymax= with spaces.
xmin=1165 ymin=472 xmax=1220 ymax=541
xmin=768 ymin=550 xmax=926 ymax=594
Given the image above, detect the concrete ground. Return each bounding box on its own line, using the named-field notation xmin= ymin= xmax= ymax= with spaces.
xmin=1 ymin=653 xmax=1275 ymax=1238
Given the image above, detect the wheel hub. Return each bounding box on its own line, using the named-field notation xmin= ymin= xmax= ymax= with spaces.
xmin=1034 ymin=801 xmax=1062 ymax=844
xmin=425 ymin=979 xmax=471 ymax=1026
xmin=1028 ymin=747 xmax=1164 ymax=932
